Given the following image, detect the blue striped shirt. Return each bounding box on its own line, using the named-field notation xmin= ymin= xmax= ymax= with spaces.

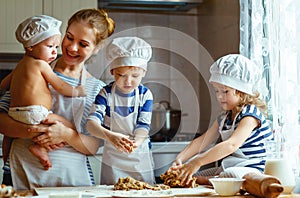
xmin=88 ymin=82 xmax=153 ymax=132
xmin=218 ymin=104 xmax=273 ymax=171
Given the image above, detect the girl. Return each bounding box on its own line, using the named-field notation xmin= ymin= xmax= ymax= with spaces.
xmin=169 ymin=54 xmax=273 ymax=186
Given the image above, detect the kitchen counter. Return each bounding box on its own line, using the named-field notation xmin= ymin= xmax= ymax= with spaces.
xmin=151 ymin=141 xmax=189 ymax=153
xmin=14 ymin=187 xmax=300 ymax=197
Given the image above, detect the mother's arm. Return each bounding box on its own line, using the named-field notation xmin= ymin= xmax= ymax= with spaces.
xmin=0 ymin=112 xmax=43 ymax=163
xmin=0 ymin=112 xmax=37 ymax=138
xmin=0 ymin=111 xmax=100 ymax=155
xmin=30 ymin=119 xmax=101 ymax=155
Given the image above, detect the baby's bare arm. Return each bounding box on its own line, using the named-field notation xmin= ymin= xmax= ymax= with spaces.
xmin=41 ymin=62 xmax=86 ymax=97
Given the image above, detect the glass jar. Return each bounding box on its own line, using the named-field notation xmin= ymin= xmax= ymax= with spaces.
xmin=264 ymin=140 xmax=296 ymax=194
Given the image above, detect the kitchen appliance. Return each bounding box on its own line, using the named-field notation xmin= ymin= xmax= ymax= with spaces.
xmin=150 ymin=100 xmax=185 ymax=142
xmin=98 ymin=0 xmax=203 ymax=12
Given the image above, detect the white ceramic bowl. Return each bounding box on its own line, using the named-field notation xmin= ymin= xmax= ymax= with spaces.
xmin=209 ymin=178 xmax=245 ymax=196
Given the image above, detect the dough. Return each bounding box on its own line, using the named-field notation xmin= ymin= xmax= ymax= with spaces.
xmin=0 ymin=184 xmax=16 ymax=197
xmin=113 ymin=176 xmax=170 ymax=191
xmin=160 ymin=170 xmax=198 ymax=188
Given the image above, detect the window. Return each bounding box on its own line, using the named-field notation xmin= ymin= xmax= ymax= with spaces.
xmin=240 ymin=0 xmax=300 ymax=175
xmin=240 ymin=0 xmax=300 ymax=138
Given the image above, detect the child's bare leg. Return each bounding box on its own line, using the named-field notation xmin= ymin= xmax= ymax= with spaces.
xmin=29 ymin=144 xmax=51 ymax=170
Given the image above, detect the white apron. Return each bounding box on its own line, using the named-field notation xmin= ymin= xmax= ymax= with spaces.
xmin=10 ymin=63 xmax=92 ymax=190
xmin=219 ymin=113 xmax=261 ymax=169
xmin=51 ymin=63 xmax=87 ymax=132
xmin=101 ymin=85 xmax=155 ymax=185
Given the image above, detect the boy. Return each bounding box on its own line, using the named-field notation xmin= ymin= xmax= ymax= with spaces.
xmin=87 ymin=37 xmax=155 ymax=185
xmin=0 ymin=15 xmax=86 ymax=170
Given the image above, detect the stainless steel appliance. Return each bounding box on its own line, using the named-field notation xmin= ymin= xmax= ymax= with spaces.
xmin=150 ymin=100 xmax=186 ymax=142
xmin=98 ymin=0 xmax=204 ymax=12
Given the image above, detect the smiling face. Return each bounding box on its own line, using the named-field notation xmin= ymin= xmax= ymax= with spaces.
xmin=212 ymin=82 xmax=240 ymax=111
xmin=112 ymin=66 xmax=146 ymax=94
xmin=61 ymin=20 xmax=97 ymax=66
xmin=28 ymin=34 xmax=61 ymax=64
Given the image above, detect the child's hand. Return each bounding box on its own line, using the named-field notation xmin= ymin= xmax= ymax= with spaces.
xmin=131 ymin=129 xmax=148 ymax=152
xmin=176 ymin=160 xmax=200 ymax=186
xmin=107 ymin=132 xmax=134 ymax=153
xmin=74 ymin=85 xmax=86 ymax=97
xmin=132 ymin=137 xmax=145 ymax=150
xmin=172 ymin=159 xmax=183 ymax=167
xmin=166 ymin=159 xmax=182 ymax=174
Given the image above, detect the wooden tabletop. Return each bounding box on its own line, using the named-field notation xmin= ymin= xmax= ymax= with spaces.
xmin=11 ymin=174 xmax=300 ymax=197
xmin=16 ymin=191 xmax=300 ymax=197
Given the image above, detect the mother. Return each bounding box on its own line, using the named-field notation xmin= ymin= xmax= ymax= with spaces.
xmin=0 ymin=8 xmax=115 ymax=190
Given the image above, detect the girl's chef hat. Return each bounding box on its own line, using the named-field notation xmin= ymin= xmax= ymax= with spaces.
xmin=209 ymin=54 xmax=262 ymax=95
xmin=15 ymin=15 xmax=62 ymax=48
xmin=106 ymin=36 xmax=152 ymax=71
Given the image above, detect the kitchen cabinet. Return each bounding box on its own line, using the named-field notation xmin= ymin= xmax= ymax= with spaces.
xmin=151 ymin=142 xmax=189 ymax=178
xmin=0 ymin=0 xmax=97 ymax=53
xmin=0 ymin=0 xmax=43 ymax=53
xmin=43 ymin=0 xmax=97 ymax=38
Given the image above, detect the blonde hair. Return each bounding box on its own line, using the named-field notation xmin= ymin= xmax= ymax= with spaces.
xmin=231 ymin=90 xmax=268 ymax=117
xmin=67 ymin=8 xmax=115 ymax=46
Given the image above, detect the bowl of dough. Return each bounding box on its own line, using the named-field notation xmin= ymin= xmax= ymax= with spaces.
xmin=209 ymin=177 xmax=245 ymax=196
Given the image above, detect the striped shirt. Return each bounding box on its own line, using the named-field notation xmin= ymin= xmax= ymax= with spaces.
xmin=218 ymin=104 xmax=273 ymax=171
xmin=0 ymin=70 xmax=105 ymax=185
xmin=88 ymin=82 xmax=153 ymax=132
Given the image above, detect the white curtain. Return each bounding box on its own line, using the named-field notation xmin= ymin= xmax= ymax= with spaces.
xmin=239 ymin=0 xmax=271 ymax=115
xmin=239 ymin=0 xmax=300 ymax=174
xmin=240 ymin=0 xmax=300 ymax=138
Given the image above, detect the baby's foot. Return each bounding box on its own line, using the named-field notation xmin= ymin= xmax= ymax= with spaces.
xmin=29 ymin=145 xmax=52 ymax=170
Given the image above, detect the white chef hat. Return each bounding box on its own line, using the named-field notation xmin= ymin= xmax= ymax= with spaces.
xmin=15 ymin=15 xmax=62 ymax=48
xmin=106 ymin=36 xmax=152 ymax=71
xmin=209 ymin=54 xmax=262 ymax=95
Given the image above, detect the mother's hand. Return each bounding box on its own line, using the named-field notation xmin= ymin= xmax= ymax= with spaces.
xmin=29 ymin=119 xmax=68 ymax=148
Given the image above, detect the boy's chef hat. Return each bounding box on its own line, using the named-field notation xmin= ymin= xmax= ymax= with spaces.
xmin=16 ymin=15 xmax=62 ymax=47
xmin=209 ymin=54 xmax=262 ymax=95
xmin=106 ymin=36 xmax=152 ymax=71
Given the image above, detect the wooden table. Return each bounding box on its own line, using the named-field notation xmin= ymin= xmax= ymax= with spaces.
xmin=16 ymin=189 xmax=300 ymax=197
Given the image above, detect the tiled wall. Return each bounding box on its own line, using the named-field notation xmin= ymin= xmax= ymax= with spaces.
xmin=0 ymin=0 xmax=239 ymax=142
xmin=85 ymin=0 xmax=240 ymax=136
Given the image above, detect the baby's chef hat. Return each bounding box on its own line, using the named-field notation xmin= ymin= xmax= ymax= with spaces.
xmin=209 ymin=54 xmax=262 ymax=95
xmin=106 ymin=36 xmax=152 ymax=71
xmin=15 ymin=15 xmax=62 ymax=47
